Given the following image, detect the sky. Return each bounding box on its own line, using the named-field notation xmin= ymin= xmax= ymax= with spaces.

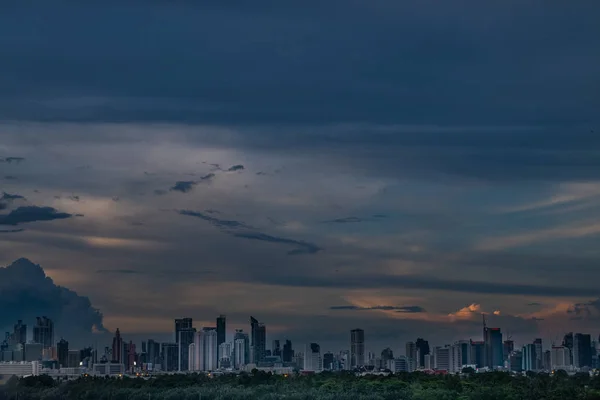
xmin=1 ymin=1 xmax=600 ymax=354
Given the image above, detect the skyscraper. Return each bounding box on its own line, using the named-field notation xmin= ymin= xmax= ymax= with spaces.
xmin=415 ymin=338 xmax=430 ymax=368
xmin=216 ymin=315 xmax=226 ymax=349
xmin=33 ymin=317 xmax=54 ymax=349
xmin=282 ymin=339 xmax=294 ymax=362
xmin=304 ymin=343 xmax=322 ymax=372
xmin=272 ymin=340 xmax=281 ymax=358
xmin=563 ymin=332 xmax=574 ymax=365
xmin=11 ymin=320 xmax=27 ymax=345
xmin=112 ymin=328 xmax=123 ymax=363
xmin=147 ymin=339 xmax=160 ymax=368
xmin=233 ymin=329 xmax=250 ymax=367
xmin=405 ymin=341 xmax=416 ymax=366
xmin=203 ymin=329 xmax=218 ymax=371
xmin=234 ymin=338 xmax=246 ymax=369
xmin=522 ymin=344 xmax=536 ymax=371
xmin=161 ymin=343 xmax=178 ymax=372
xmin=533 ymin=338 xmax=543 ymax=370
xmin=350 ymin=329 xmax=365 ymax=368
xmin=250 ymin=316 xmax=266 ymax=364
xmin=574 ymin=333 xmax=592 ymax=368
xmin=57 ymin=338 xmax=69 ymax=368
xmin=175 ymin=318 xmax=193 ymax=342
xmin=484 ymin=327 xmax=503 ymax=368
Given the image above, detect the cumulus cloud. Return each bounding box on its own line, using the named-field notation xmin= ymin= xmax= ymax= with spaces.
xmin=0 ymin=206 xmax=72 ymax=226
xmin=0 ymin=258 xmax=106 ymax=341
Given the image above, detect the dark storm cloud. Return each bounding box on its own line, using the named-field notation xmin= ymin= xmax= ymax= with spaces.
xmin=0 ymin=206 xmax=72 ymax=226
xmin=0 ymin=2 xmax=598 ymax=182
xmin=227 ymin=164 xmax=244 ymax=172
xmin=0 ymin=258 xmax=106 ymax=338
xmin=232 ymin=232 xmax=321 ymax=255
xmin=330 ymin=305 xmax=426 ymax=313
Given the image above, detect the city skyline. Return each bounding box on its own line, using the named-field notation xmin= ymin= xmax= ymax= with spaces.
xmin=1 ymin=1 xmax=600 ymax=356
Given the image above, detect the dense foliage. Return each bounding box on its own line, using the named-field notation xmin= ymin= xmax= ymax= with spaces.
xmin=2 ymin=370 xmax=600 ymax=400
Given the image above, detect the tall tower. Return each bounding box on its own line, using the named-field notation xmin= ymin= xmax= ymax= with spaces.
xmin=57 ymin=338 xmax=69 ymax=368
xmin=216 ymin=315 xmax=226 ymax=350
xmin=175 ymin=318 xmax=195 ymax=372
xmin=350 ymin=329 xmax=365 ymax=368
xmin=111 ymin=329 xmax=123 ymax=363
xmin=12 ymin=320 xmax=27 ymax=345
xmin=250 ymin=316 xmax=266 ymax=364
xmin=33 ymin=317 xmax=54 ymax=349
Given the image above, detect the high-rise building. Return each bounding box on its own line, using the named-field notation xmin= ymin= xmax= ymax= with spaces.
xmin=350 ymin=329 xmax=365 ymax=368
xmin=323 ymin=352 xmax=334 ymax=370
xmin=433 ymin=346 xmax=451 ymax=371
xmin=216 ymin=315 xmax=226 ymax=350
xmin=111 ymin=329 xmax=123 ymax=363
xmin=509 ymin=350 xmax=523 ymax=372
xmin=282 ymin=340 xmax=294 ymax=362
xmin=574 ymin=333 xmax=592 ymax=369
xmin=563 ymin=333 xmax=574 ymax=365
xmin=127 ymin=342 xmax=136 ymax=371
xmin=522 ymin=344 xmax=537 ymax=371
xmin=415 ymin=338 xmax=430 ymax=368
xmin=250 ymin=317 xmax=266 ymax=364
xmin=204 ymin=329 xmax=218 ymax=371
xmin=503 ymin=340 xmax=514 ymax=362
xmin=551 ymin=346 xmax=571 ymax=370
xmin=272 ymin=340 xmax=281 ymax=358
xmin=304 ymin=343 xmax=322 ymax=372
xmin=161 ymin=343 xmax=179 ymax=372
xmin=147 ymin=339 xmax=160 ymax=368
xmin=484 ymin=328 xmax=503 ymax=368
xmin=11 ymin=320 xmax=27 ymax=346
xmin=33 ymin=317 xmax=54 ymax=349
xmin=233 ymin=330 xmax=250 ymax=367
xmin=456 ymin=340 xmax=471 ymax=367
xmin=533 ymin=338 xmax=543 ymax=370
xmin=57 ymin=339 xmax=69 ymax=368
xmin=67 ymin=350 xmax=80 ymax=368
xmin=470 ymin=340 xmax=485 ymax=368
xmin=405 ymin=341 xmax=417 ymax=368
xmin=234 ymin=338 xmax=246 ymax=369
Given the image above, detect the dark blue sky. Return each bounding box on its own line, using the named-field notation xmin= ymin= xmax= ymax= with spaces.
xmin=0 ymin=1 xmax=599 ymax=351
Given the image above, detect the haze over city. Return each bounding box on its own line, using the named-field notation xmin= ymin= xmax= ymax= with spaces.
xmin=1 ymin=0 xmax=600 ymax=359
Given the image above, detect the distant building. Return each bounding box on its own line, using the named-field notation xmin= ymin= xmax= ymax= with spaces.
xmin=415 ymin=338 xmax=430 ymax=368
xmin=323 ymin=352 xmax=334 ymax=370
xmin=503 ymin=340 xmax=514 ymax=362
xmin=470 ymin=341 xmax=485 ymax=368
xmin=33 ymin=317 xmax=54 ymax=349
xmin=11 ymin=320 xmax=27 ymax=346
xmin=216 ymin=315 xmax=226 ymax=351
xmin=563 ymin=333 xmax=574 ymax=365
xmin=433 ymin=346 xmax=450 ymax=371
xmin=388 ymin=356 xmax=410 ymax=373
xmin=92 ymin=363 xmax=124 ymax=376
xmin=161 ymin=343 xmax=178 ymax=372
xmin=509 ymin=350 xmax=523 ymax=372
xmin=484 ymin=328 xmax=503 ymax=368
xmin=304 ymin=343 xmax=322 ymax=372
xmin=522 ymin=344 xmax=536 ymax=371
xmin=282 ymin=340 xmax=294 ymax=362
xmin=24 ymin=343 xmax=43 ymax=362
xmin=0 ymin=361 xmax=40 ymax=377
xmin=111 ymin=329 xmax=123 ymax=363
xmin=250 ymin=317 xmax=266 ymax=364
xmin=67 ymin=350 xmax=80 ymax=368
xmin=350 ymin=329 xmax=365 ymax=368
xmin=550 ymin=346 xmax=571 ymax=370
xmin=272 ymin=340 xmax=281 ymax=358
xmin=574 ymin=333 xmax=592 ymax=369
xmin=533 ymin=338 xmax=543 ymax=370
xmin=234 ymin=338 xmax=246 ymax=369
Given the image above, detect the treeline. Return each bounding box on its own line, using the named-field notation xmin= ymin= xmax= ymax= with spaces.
xmin=2 ymin=370 xmax=600 ymax=400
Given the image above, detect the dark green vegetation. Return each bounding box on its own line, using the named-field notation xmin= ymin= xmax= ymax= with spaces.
xmin=2 ymin=370 xmax=600 ymax=400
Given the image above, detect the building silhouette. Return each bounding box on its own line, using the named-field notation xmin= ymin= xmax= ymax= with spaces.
xmin=250 ymin=316 xmax=266 ymax=364
xmin=216 ymin=315 xmax=226 ymax=351
xmin=111 ymin=329 xmax=123 ymax=363
xmin=57 ymin=338 xmax=69 ymax=368
xmin=282 ymin=339 xmax=294 ymax=362
xmin=33 ymin=317 xmax=54 ymax=349
xmin=350 ymin=329 xmax=365 ymax=368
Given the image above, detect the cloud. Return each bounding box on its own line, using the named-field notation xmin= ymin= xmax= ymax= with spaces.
xmin=179 ymin=210 xmax=250 ymax=229
xmin=528 ymin=302 xmax=542 ymax=306
xmin=4 ymin=176 xmax=17 ymax=180
xmin=199 ymin=173 xmax=215 ymax=181
xmin=323 ymin=217 xmax=365 ymax=224
xmin=0 ymin=157 xmax=25 ymax=164
xmin=68 ymin=195 xmax=80 ymax=201
xmin=0 ymin=228 xmax=24 ymax=233
xmin=232 ymin=231 xmax=322 ymax=255
xmin=179 ymin=210 xmax=321 ymax=255
xmin=0 ymin=202 xmax=7 ymax=210
xmin=154 ymin=189 xmax=167 ymax=195
xmin=227 ymin=164 xmax=244 ymax=172
xmin=0 ymin=258 xmax=106 ymax=341
xmin=330 ymin=305 xmax=426 ymax=313
xmin=1 ymin=192 xmax=26 ymax=201
xmin=170 ymin=181 xmax=196 ymax=193
xmin=0 ymin=206 xmax=73 ymax=226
